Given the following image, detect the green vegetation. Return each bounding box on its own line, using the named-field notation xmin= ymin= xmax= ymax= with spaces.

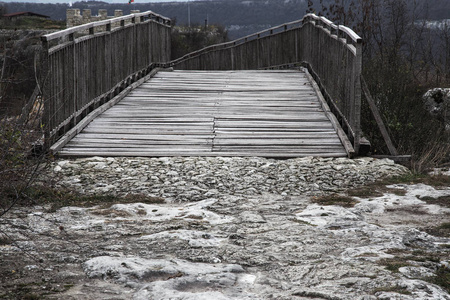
xmin=4 ymin=0 xmax=449 ymax=39
xmin=312 ymin=173 xmax=449 ymax=210
xmin=378 ymin=257 xmax=411 ymax=273
xmin=291 ymin=218 xmax=317 ymax=226
xmin=311 ymin=194 xmax=358 ymax=207
xmin=0 ymin=113 xmax=44 ymax=219
xmin=372 ymin=284 xmax=412 ymax=295
xmin=0 ymin=280 xmax=75 ymax=299
xmin=377 ymin=249 xmax=449 ymax=293
xmin=347 ymin=187 xmax=384 ymax=198
xmin=419 ymin=195 xmax=450 ymax=208
xmin=426 ymin=222 xmax=450 ymax=237
xmin=0 ymin=17 xmax=65 ymax=30
xmin=427 ymin=265 xmax=450 ymax=293
xmin=310 ymin=0 xmax=450 ymax=172
xmin=381 ymin=173 xmax=450 ymax=188
xmin=0 ymin=29 xmax=46 ymax=116
xmin=1 ymin=184 xmax=165 ymax=213
xmin=0 ymin=235 xmax=12 ymax=245
xmin=171 ymin=24 xmax=229 ymax=60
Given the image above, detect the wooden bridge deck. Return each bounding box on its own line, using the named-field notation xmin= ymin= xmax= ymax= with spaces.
xmin=58 ymin=70 xmax=348 ymax=157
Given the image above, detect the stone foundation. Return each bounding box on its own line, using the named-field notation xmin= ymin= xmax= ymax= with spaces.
xmin=66 ymin=9 xmax=140 ymax=28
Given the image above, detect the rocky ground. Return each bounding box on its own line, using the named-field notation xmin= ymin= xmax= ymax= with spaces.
xmin=0 ymin=156 xmax=449 ymax=299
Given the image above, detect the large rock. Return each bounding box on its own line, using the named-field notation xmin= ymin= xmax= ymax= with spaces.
xmin=423 ymin=88 xmax=450 ymax=128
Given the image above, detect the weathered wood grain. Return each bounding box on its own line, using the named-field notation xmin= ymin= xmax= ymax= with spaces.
xmin=43 ymin=12 xmax=171 ymax=146
xmin=59 ymin=70 xmax=348 ymax=157
xmin=168 ymin=14 xmax=363 ymax=153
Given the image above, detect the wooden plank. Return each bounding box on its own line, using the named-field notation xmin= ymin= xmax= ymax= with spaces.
xmin=58 ymin=150 xmax=348 ymax=158
xmin=303 ymin=67 xmax=355 ymax=158
xmin=71 ymin=134 xmax=214 ymax=140
xmin=213 ymin=139 xmax=343 ymax=146
xmin=58 ymin=69 xmax=349 ymax=158
xmin=68 ymin=141 xmax=212 ymax=146
xmin=50 ymin=68 xmax=163 ymax=153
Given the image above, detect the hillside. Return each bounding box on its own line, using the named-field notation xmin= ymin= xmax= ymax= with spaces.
xmin=3 ymin=0 xmax=449 ymax=39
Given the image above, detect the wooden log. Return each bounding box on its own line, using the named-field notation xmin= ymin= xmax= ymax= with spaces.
xmin=361 ymin=77 xmax=398 ymax=156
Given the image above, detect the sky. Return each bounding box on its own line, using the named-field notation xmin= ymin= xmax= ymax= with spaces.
xmin=0 ymin=0 xmax=189 ymax=3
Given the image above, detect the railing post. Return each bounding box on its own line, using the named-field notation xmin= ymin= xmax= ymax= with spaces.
xmin=257 ymin=33 xmax=260 ymax=69
xmin=69 ymin=33 xmax=76 ymax=129
xmin=353 ymin=40 xmax=362 ymax=153
xmin=40 ymin=38 xmax=51 ymax=150
xmin=42 ymin=11 xmax=172 ymax=150
xmin=231 ymin=42 xmax=236 ymax=70
xmin=166 ymin=13 xmax=363 ymax=155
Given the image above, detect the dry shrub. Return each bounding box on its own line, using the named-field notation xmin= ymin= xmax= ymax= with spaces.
xmin=311 ymin=194 xmax=359 ymax=208
xmin=0 ymin=96 xmax=46 ymax=218
xmin=409 ymin=140 xmax=450 ymax=173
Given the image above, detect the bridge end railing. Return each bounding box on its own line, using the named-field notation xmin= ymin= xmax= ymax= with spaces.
xmin=41 ymin=11 xmax=171 ymax=150
xmin=167 ymin=14 xmax=362 ymax=154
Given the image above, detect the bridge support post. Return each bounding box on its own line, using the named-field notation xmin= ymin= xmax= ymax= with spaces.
xmin=352 ymin=40 xmax=362 ymax=154
xmin=40 ymin=40 xmax=51 ymax=151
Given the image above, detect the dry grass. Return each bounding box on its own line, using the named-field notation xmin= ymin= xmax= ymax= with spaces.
xmin=427 ymin=265 xmax=450 ymax=293
xmin=409 ymin=141 xmax=450 ymax=174
xmin=372 ymin=284 xmax=412 ymax=295
xmin=378 ymin=257 xmax=411 ymax=273
xmin=0 ymin=116 xmax=46 ymax=218
xmin=375 ymin=173 xmax=450 ymax=189
xmin=347 ymin=187 xmax=384 ymax=198
xmin=311 ymin=194 xmax=358 ymax=207
xmin=418 ymin=195 xmax=450 ymax=208
xmin=91 ymin=208 xmax=132 ymax=217
xmin=425 ymin=222 xmax=450 ymax=238
xmin=377 ymin=250 xmax=449 ymax=293
xmin=1 ymin=184 xmax=165 ymax=212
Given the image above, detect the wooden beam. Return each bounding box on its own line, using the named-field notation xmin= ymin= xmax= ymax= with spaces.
xmin=303 ymin=67 xmax=355 ymax=158
xmin=361 ymin=77 xmax=398 ymax=156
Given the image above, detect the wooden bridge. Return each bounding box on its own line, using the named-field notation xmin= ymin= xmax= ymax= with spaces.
xmin=41 ymin=12 xmax=363 ymax=158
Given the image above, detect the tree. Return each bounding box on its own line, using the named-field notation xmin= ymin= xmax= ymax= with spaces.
xmin=315 ymin=0 xmax=450 ymax=169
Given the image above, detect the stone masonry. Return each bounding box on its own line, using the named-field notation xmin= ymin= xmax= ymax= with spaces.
xmin=66 ymin=9 xmax=141 ymax=28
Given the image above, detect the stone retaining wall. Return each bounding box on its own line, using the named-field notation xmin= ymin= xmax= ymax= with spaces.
xmin=66 ymin=9 xmax=141 ymax=28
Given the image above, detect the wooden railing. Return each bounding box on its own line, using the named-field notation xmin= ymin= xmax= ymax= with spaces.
xmin=41 ymin=11 xmax=171 ymax=147
xmin=168 ymin=14 xmax=362 ymax=152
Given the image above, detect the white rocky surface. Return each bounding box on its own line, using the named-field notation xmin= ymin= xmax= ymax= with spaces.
xmin=1 ymin=156 xmax=449 ymax=299
xmin=423 ymin=88 xmax=450 ymax=129
xmin=48 ymin=156 xmax=408 ymax=200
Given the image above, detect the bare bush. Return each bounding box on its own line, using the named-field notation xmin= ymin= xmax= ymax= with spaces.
xmin=0 ymin=32 xmax=48 ymax=218
xmin=313 ymin=0 xmax=450 ymax=170
xmin=0 ymin=95 xmax=46 ymax=218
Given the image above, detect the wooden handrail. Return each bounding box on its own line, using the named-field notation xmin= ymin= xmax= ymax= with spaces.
xmin=167 ymin=13 xmax=363 ymax=153
xmin=41 ymin=11 xmax=171 ymax=147
xmin=169 ymin=14 xmax=361 ymax=64
xmin=303 ymin=14 xmax=362 ymax=44
xmin=42 ymin=12 xmax=363 ymax=154
xmin=43 ymin=10 xmax=171 ymax=42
